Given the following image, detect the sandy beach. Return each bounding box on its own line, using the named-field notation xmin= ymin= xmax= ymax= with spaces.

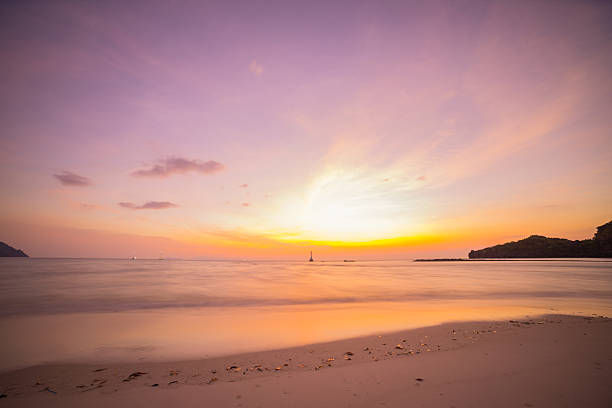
xmin=1 ymin=314 xmax=610 ymax=407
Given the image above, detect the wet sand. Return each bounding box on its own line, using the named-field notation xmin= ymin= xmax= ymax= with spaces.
xmin=0 ymin=314 xmax=610 ymax=407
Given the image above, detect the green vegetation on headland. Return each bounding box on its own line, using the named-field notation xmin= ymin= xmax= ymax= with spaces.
xmin=468 ymin=220 xmax=612 ymax=259
xmin=0 ymin=242 xmax=28 ymax=257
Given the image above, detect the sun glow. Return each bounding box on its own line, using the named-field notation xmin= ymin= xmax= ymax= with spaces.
xmin=285 ymin=170 xmax=410 ymax=242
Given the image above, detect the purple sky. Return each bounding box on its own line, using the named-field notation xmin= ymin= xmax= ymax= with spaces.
xmin=1 ymin=0 xmax=611 ymax=258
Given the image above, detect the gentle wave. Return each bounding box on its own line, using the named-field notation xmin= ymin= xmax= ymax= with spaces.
xmin=1 ymin=258 xmax=611 ymax=316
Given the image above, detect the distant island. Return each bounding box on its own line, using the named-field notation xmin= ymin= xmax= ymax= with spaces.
xmin=469 ymin=220 xmax=612 ymax=259
xmin=0 ymin=242 xmax=29 ymax=257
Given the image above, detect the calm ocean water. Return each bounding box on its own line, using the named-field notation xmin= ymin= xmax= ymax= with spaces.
xmin=1 ymin=258 xmax=611 ymax=370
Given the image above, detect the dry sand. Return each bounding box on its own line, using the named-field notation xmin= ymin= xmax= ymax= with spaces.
xmin=0 ymin=314 xmax=610 ymax=407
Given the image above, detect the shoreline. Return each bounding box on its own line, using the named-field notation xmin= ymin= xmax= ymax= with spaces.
xmin=414 ymin=258 xmax=612 ymax=262
xmin=1 ymin=314 xmax=610 ymax=407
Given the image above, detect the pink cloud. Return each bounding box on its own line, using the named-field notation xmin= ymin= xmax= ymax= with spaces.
xmin=241 ymin=202 xmax=251 ymax=207
xmin=239 ymin=184 xmax=248 ymax=188
xmin=132 ymin=157 xmax=224 ymax=178
xmin=54 ymin=171 xmax=92 ymax=186
xmin=118 ymin=201 xmax=178 ymax=210
xmin=249 ymin=60 xmax=263 ymax=76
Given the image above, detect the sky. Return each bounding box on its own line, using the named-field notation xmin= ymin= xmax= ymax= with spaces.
xmin=0 ymin=0 xmax=611 ymax=259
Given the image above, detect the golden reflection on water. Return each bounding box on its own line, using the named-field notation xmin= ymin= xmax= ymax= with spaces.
xmin=1 ymin=298 xmax=610 ymax=371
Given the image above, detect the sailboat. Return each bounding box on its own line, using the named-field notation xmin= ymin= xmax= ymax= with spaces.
xmin=309 ymin=251 xmax=314 ymax=262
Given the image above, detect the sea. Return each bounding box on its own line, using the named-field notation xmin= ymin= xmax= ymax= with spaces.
xmin=1 ymin=258 xmax=611 ymax=371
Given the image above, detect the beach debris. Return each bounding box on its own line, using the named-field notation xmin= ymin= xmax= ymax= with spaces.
xmin=80 ymin=383 xmax=104 ymax=393
xmin=211 ymin=370 xmax=217 ymax=374
xmin=123 ymin=371 xmax=148 ymax=382
xmin=41 ymin=387 xmax=57 ymax=394
xmin=0 ymin=394 xmax=7 ymax=398
xmin=226 ymin=365 xmax=241 ymax=372
xmin=168 ymin=380 xmax=178 ymax=385
xmin=326 ymin=357 xmax=335 ymax=362
xmin=395 ymin=344 xmax=404 ymax=350
xmin=345 ymin=351 xmax=354 ymax=356
xmin=169 ymin=370 xmax=180 ymax=376
xmin=151 ymin=384 xmax=159 ymax=387
xmin=415 ymin=378 xmax=424 ymax=382
xmin=283 ymin=363 xmax=289 ymax=366
xmin=207 ymin=377 xmax=218 ymax=384
xmin=93 ymin=368 xmax=107 ymax=372
xmin=82 ymin=378 xmax=107 ymax=390
xmin=274 ymin=366 xmax=281 ymax=371
xmin=297 ymin=363 xmax=305 ymax=368
xmin=363 ymin=347 xmax=369 ymax=351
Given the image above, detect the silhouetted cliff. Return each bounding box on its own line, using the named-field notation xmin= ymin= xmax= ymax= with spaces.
xmin=0 ymin=242 xmax=28 ymax=257
xmin=469 ymin=220 xmax=612 ymax=258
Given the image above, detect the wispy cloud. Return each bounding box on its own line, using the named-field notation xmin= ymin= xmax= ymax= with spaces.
xmin=54 ymin=171 xmax=92 ymax=186
xmin=239 ymin=183 xmax=248 ymax=188
xmin=249 ymin=60 xmax=263 ymax=76
xmin=118 ymin=201 xmax=178 ymax=210
xmin=80 ymin=203 xmax=98 ymax=210
xmin=131 ymin=157 xmax=224 ymax=178
xmin=241 ymin=202 xmax=251 ymax=207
